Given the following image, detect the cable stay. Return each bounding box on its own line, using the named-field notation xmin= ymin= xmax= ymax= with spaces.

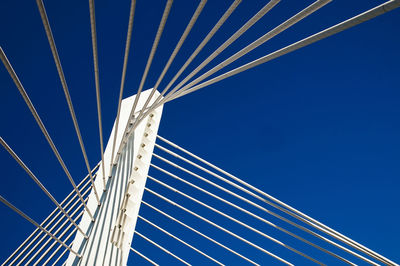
xmin=0 ymin=138 xmax=88 ymax=239
xmin=147 ymin=175 xmax=323 ymax=265
xmin=0 ymin=195 xmax=81 ymax=258
xmin=135 ymin=231 xmax=190 ymax=265
xmin=169 ymin=0 xmax=400 ymax=117
xmin=149 ymin=162 xmax=353 ymax=265
xmin=160 ymin=0 xmax=283 ymax=105
xmin=0 ymin=47 xmax=96 ymax=221
xmin=145 ymin=187 xmax=294 ymax=265
xmin=109 ymin=0 xmax=173 ymax=172
xmin=137 ymin=0 xmax=284 ymax=127
xmin=36 ymin=0 xmax=101 ymax=205
xmin=139 ymin=215 xmax=223 ymax=265
xmin=133 ymin=0 xmax=208 ymax=128
xmin=3 ymin=173 xmax=92 ymax=265
xmin=151 ymin=138 xmax=382 ymax=265
xmin=1 ymin=0 xmax=399 ymax=265
xmin=166 ymin=0 xmax=330 ymax=101
xmin=89 ymin=0 xmax=107 ymax=190
xmin=142 ymin=201 xmax=259 ymax=265
xmin=131 ymin=0 xmax=242 ymax=126
xmin=109 ymin=0 xmax=137 ymax=176
xmin=130 ymin=247 xmax=159 ymax=266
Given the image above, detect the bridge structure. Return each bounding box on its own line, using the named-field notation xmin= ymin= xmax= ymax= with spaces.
xmin=0 ymin=0 xmax=399 ymax=265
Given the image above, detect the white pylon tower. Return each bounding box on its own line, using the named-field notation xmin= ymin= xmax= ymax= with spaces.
xmin=65 ymin=90 xmax=163 ymax=265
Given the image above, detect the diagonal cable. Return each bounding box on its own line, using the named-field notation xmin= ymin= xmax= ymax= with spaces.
xmin=150 ymin=162 xmax=354 ymax=265
xmin=109 ymin=0 xmax=173 ymax=171
xmin=0 ymin=47 xmax=95 ymax=221
xmin=129 ymin=0 xmax=174 ymax=118
xmin=36 ymin=0 xmax=100 ymax=205
xmin=163 ymin=0 xmax=282 ymax=103
xmin=168 ymin=0 xmax=330 ymax=101
xmin=4 ymin=169 xmax=92 ymax=265
xmin=139 ymin=215 xmax=224 ymax=265
xmin=130 ymin=248 xmax=159 ymax=266
xmin=148 ymin=175 xmax=324 ymax=265
xmin=133 ymin=0 xmax=207 ymax=128
xmin=0 ymin=137 xmax=88 ymax=239
xmin=145 ymin=187 xmax=293 ymax=265
xmin=43 ymin=224 xmax=80 ymax=265
xmin=135 ymin=231 xmax=189 ymax=265
xmin=13 ymin=186 xmax=90 ymax=265
xmin=108 ymin=0 xmax=136 ymax=174
xmin=24 ymin=194 xmax=87 ymax=265
xmin=158 ymin=128 xmax=395 ymax=265
xmin=151 ymin=150 xmax=378 ymax=265
xmin=142 ymin=201 xmax=258 ymax=265
xmin=109 ymin=0 xmax=174 ymax=168
xmin=88 ymin=0 xmax=107 ymax=190
xmin=138 ymin=0 xmax=279 ymax=124
xmin=131 ymin=0 xmax=242 ymax=130
xmin=0 ymin=195 xmax=81 ymax=258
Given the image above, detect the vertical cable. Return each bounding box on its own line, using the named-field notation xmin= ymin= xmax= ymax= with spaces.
xmin=164 ymin=0 xmax=282 ymax=103
xmin=108 ymin=0 xmax=136 ymax=174
xmin=138 ymin=0 xmax=281 ymax=124
xmin=129 ymin=0 xmax=174 ymax=118
xmin=135 ymin=0 xmax=242 ymax=126
xmin=88 ymin=0 xmax=107 ymax=190
xmin=36 ymin=0 xmax=101 ymax=205
xmin=132 ymin=0 xmax=207 ymax=128
xmin=108 ymin=0 xmax=174 ymax=171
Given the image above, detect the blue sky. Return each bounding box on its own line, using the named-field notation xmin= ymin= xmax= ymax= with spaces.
xmin=0 ymin=0 xmax=399 ymax=264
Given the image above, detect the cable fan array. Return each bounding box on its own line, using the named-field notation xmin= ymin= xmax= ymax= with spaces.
xmin=0 ymin=0 xmax=399 ymax=265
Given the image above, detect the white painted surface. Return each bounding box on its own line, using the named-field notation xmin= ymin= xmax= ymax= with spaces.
xmin=66 ymin=89 xmax=163 ymax=265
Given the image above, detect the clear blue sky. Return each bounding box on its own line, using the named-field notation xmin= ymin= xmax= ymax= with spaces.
xmin=0 ymin=0 xmax=399 ymax=264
